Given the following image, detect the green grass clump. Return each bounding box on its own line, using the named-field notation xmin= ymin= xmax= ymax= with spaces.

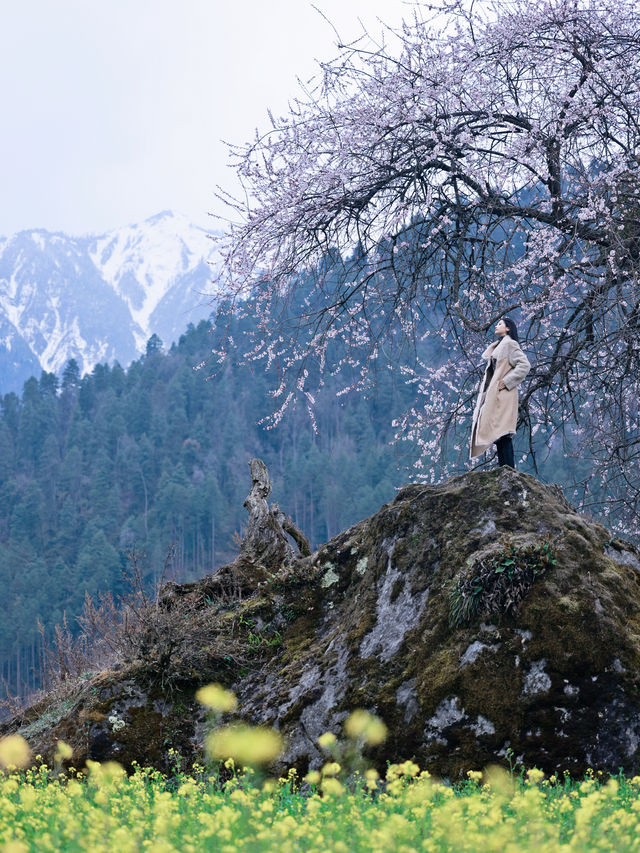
xmin=449 ymin=539 xmax=556 ymax=627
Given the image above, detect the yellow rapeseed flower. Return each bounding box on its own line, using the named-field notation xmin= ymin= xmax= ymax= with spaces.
xmin=195 ymin=683 xmax=238 ymax=713
xmin=321 ymin=777 xmax=345 ymax=796
xmin=526 ymin=767 xmax=545 ymax=785
xmin=206 ymin=724 xmax=283 ymax=766
xmin=365 ymin=768 xmax=379 ymax=790
xmin=0 ymin=734 xmax=31 ymax=769
xmin=404 ymin=778 xmax=434 ymax=806
xmin=18 ymin=786 xmax=36 ymax=808
xmin=54 ymin=740 xmax=74 ymax=762
xmin=317 ymin=732 xmax=337 ymax=750
xmin=483 ymin=765 xmax=516 ymax=798
xmin=605 ymin=778 xmax=619 ymax=797
xmin=304 ymin=770 xmax=321 ymax=786
xmin=229 ymin=788 xmax=250 ymax=806
xmin=66 ymin=780 xmax=83 ymax=798
xmin=87 ymin=759 xmax=126 ymax=787
xmin=306 ymin=797 xmax=322 ymax=816
xmin=397 ymin=760 xmax=419 ymax=778
xmin=344 ymin=710 xmax=387 ymax=745
xmin=387 ymin=778 xmax=404 ymax=797
xmin=177 ymin=780 xmax=197 ymax=797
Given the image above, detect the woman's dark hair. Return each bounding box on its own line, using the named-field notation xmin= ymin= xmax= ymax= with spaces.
xmin=503 ymin=317 xmax=519 ymax=342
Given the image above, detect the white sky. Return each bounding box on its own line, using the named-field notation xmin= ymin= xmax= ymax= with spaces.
xmin=0 ymin=0 xmax=415 ymax=236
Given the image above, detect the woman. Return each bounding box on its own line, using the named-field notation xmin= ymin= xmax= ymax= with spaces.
xmin=470 ymin=318 xmax=530 ymax=468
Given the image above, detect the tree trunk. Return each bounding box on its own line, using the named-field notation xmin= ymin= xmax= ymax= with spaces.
xmin=234 ymin=459 xmax=310 ymax=588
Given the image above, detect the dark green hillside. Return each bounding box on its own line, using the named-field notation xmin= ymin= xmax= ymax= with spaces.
xmin=0 ymin=312 xmax=417 ymax=700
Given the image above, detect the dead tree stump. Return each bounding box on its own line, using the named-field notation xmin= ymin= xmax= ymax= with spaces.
xmin=233 ymin=458 xmax=311 ymax=589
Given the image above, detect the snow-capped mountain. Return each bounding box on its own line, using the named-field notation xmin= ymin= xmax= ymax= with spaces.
xmin=0 ymin=211 xmax=221 ymax=394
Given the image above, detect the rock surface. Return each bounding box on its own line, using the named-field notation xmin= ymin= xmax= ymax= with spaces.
xmin=4 ymin=467 xmax=640 ymax=779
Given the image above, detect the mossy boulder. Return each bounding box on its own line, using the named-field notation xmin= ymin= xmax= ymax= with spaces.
xmin=4 ymin=468 xmax=640 ymax=778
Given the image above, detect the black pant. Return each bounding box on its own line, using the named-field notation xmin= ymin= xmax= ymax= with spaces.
xmin=495 ymin=434 xmax=514 ymax=468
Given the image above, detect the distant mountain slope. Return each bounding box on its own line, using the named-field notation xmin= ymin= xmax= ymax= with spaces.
xmin=0 ymin=313 xmax=41 ymax=391
xmin=0 ymin=211 xmax=220 ymax=393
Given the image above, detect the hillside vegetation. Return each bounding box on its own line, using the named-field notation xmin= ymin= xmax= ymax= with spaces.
xmin=0 ymin=310 xmax=415 ymax=700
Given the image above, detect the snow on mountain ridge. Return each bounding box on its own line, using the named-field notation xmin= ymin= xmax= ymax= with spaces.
xmin=89 ymin=210 xmax=219 ymax=344
xmin=0 ymin=211 xmax=221 ymax=394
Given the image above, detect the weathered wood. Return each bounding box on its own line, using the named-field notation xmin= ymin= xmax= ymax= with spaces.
xmin=233 ymin=458 xmax=310 ymax=587
xmin=275 ymin=506 xmax=311 ymax=557
xmin=160 ymin=459 xmax=311 ymax=601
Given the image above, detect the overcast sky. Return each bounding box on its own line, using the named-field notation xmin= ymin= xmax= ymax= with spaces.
xmin=0 ymin=0 xmax=415 ymax=236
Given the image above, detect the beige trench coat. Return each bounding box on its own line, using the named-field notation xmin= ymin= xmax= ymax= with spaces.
xmin=470 ymin=335 xmax=531 ymax=459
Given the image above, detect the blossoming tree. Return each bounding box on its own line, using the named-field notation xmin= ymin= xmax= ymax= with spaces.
xmin=216 ymin=0 xmax=640 ymax=537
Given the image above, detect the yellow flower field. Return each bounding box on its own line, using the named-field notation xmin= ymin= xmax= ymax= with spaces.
xmin=0 ymin=759 xmax=639 ymax=852
xmin=2 ymin=692 xmax=639 ymax=851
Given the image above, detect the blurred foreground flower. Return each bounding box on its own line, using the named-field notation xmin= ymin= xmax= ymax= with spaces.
xmin=483 ymin=764 xmax=516 ymax=797
xmin=365 ymin=768 xmax=379 ymax=790
xmin=207 ymin=724 xmax=283 ymax=766
xmin=317 ymin=732 xmax=337 ymax=750
xmin=196 ymin=683 xmax=238 ymax=713
xmin=321 ymin=776 xmax=345 ymax=796
xmin=344 ymin=710 xmax=387 ymax=746
xmin=0 ymin=734 xmax=31 ymax=769
xmin=54 ymin=740 xmax=74 ymax=763
xmin=304 ymin=770 xmax=321 ymax=785
xmin=86 ymin=760 xmax=126 ymax=786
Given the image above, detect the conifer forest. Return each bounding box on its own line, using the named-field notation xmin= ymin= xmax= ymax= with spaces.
xmin=0 ymin=307 xmax=421 ymax=701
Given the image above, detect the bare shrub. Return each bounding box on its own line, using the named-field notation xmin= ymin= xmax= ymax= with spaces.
xmin=24 ymin=543 xmax=272 ymax=702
